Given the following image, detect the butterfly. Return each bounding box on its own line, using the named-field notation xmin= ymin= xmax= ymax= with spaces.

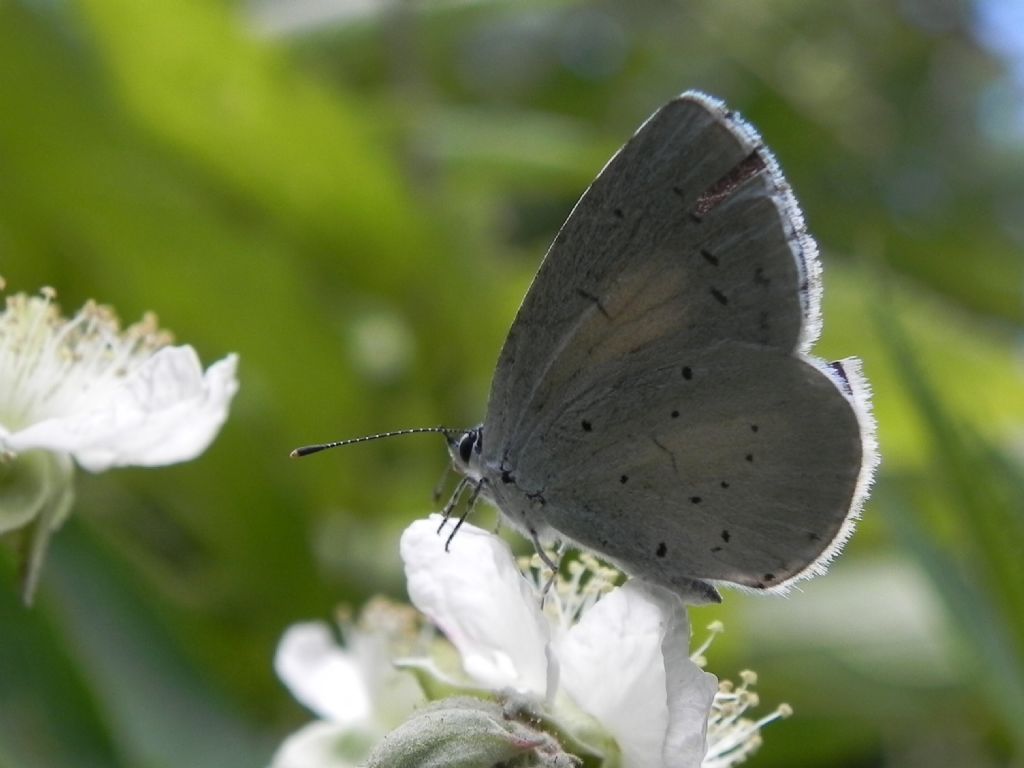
xmin=296 ymin=92 xmax=877 ymax=604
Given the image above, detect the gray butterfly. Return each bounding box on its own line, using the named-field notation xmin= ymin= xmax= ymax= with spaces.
xmin=297 ymin=91 xmax=878 ymax=605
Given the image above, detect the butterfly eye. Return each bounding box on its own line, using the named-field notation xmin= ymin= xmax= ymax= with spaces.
xmin=458 ymin=432 xmax=476 ymax=464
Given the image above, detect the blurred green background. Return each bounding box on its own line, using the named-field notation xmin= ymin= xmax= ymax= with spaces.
xmin=2 ymin=0 xmax=1023 ymax=766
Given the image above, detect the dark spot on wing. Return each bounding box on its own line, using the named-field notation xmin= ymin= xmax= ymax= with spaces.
xmin=721 ymin=529 xmax=731 ymax=542
xmin=690 ymin=496 xmax=702 ymax=504
xmin=764 ymin=573 xmax=776 ymax=582
xmin=745 ymin=453 xmax=754 ymax=462
xmin=808 ymin=532 xmax=822 ymax=542
xmin=720 ymin=480 xmax=730 ymax=489
xmin=700 ymin=248 xmax=719 ymax=266
xmin=692 ymin=151 xmax=767 ymax=217
xmin=656 ymin=542 xmax=668 ymax=558
xmin=620 ymin=474 xmax=629 ymax=484
xmin=501 ymin=470 xmax=515 ymax=484
xmin=754 ymin=266 xmax=770 ymax=286
xmin=581 ymin=420 xmax=593 ymax=432
xmin=710 ymin=287 xmax=729 ymax=305
xmin=711 ymin=546 xmax=723 ymax=553
xmin=613 ymin=208 xmax=624 ymax=219
xmin=681 ymin=366 xmax=693 ymax=380
xmin=751 ymin=424 xmax=759 ymax=433
xmin=671 ymin=410 xmax=680 ymax=419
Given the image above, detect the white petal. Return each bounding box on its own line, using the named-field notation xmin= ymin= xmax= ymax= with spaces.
xmin=274 ymin=622 xmax=372 ymax=725
xmin=655 ymin=587 xmax=718 ymax=768
xmin=269 ymin=720 xmax=369 ymax=768
xmin=6 ymin=348 xmax=238 ymax=471
xmin=400 ymin=515 xmax=550 ymax=695
xmin=558 ymin=581 xmax=697 ymax=768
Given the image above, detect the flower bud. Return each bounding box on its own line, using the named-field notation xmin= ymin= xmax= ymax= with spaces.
xmin=366 ymin=696 xmax=577 ymax=768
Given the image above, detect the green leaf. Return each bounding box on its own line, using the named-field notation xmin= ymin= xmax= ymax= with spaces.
xmin=876 ymin=291 xmax=1024 ymax=753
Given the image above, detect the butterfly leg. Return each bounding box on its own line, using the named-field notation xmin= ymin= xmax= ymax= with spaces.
xmin=445 ymin=478 xmax=487 ymax=551
xmin=437 ymin=476 xmax=470 ymax=534
xmin=530 ymin=528 xmax=562 ymax=600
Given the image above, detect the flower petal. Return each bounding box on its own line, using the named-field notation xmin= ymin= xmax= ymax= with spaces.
xmin=6 ymin=348 xmax=238 ymax=471
xmin=656 ymin=587 xmax=718 ymax=768
xmin=269 ymin=720 xmax=371 ymax=768
xmin=557 ymin=580 xmax=713 ymax=768
xmin=400 ymin=515 xmax=549 ymax=695
xmin=275 ymin=622 xmax=372 ymax=725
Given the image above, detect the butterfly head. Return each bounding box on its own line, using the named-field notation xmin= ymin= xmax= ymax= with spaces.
xmin=447 ymin=425 xmax=485 ymax=481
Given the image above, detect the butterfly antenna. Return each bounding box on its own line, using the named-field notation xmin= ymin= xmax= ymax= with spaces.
xmin=290 ymin=427 xmax=464 ymax=458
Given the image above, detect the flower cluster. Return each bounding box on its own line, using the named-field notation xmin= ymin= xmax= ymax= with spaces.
xmin=0 ymin=282 xmax=238 ymax=601
xmin=272 ymin=515 xmax=789 ymax=768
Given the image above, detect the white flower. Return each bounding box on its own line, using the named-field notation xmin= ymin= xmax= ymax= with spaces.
xmin=270 ymin=600 xmax=425 ymax=768
xmin=401 ymin=515 xmax=720 ymax=768
xmin=0 ymin=284 xmax=239 ymax=601
xmin=271 ymin=518 xmax=790 ymax=768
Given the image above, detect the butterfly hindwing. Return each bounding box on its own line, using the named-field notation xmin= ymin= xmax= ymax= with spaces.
xmin=506 ymin=339 xmax=867 ymax=600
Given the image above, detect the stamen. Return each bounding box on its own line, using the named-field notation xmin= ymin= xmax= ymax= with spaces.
xmin=691 ymin=620 xmax=725 ymax=667
xmin=703 ymin=665 xmax=791 ymax=768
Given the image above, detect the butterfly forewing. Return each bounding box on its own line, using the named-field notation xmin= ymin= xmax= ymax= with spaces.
xmin=484 ymin=93 xmax=816 ymax=469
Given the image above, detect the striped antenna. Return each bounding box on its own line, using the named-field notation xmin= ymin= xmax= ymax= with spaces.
xmin=290 ymin=426 xmax=464 ymax=458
